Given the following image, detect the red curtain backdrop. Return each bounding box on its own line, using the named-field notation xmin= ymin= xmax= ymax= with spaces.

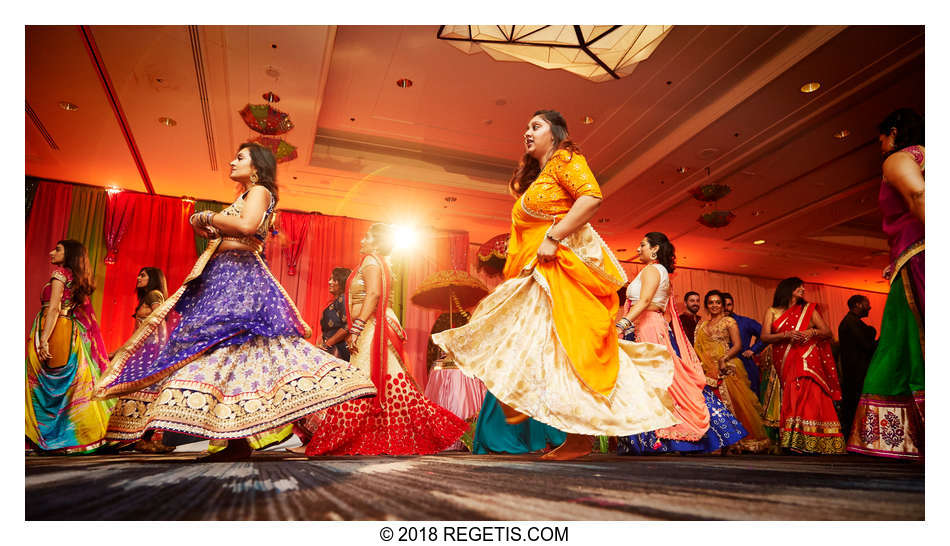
xmin=25 ymin=182 xmax=73 ymax=335
xmin=103 ymin=191 xmax=135 ymax=265
xmin=278 ymin=211 xmax=311 ymax=276
xmin=99 ymin=194 xmax=197 ymax=351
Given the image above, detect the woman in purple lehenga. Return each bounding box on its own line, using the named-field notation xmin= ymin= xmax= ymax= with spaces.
xmin=96 ymin=143 xmax=375 ymax=461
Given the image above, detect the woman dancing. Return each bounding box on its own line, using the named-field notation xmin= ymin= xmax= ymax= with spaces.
xmin=615 ymin=233 xmax=746 ymax=454
xmin=434 ymin=110 xmax=679 ymax=460
xmin=96 ymin=143 xmax=375 ymax=461
xmin=27 ymin=240 xmax=115 ymax=454
xmin=694 ymin=290 xmax=771 ymax=453
xmin=291 ymin=223 xmax=468 ymax=455
xmin=759 ymin=278 xmax=844 ymax=454
xmin=848 ymin=108 xmax=925 ymax=459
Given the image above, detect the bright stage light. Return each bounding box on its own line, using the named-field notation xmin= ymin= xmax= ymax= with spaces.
xmin=392 ymin=224 xmax=420 ymax=251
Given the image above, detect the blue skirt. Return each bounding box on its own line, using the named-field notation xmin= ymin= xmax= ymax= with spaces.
xmin=618 ymin=326 xmax=747 ymax=454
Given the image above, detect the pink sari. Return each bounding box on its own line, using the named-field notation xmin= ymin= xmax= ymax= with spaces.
xmin=624 ymin=296 xmax=709 ymax=441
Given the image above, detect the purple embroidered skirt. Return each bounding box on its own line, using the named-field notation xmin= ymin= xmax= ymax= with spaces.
xmin=102 ymin=250 xmax=376 ymax=440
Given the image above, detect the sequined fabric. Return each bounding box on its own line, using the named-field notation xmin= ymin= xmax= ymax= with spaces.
xmin=304 ymin=311 xmax=468 ymax=455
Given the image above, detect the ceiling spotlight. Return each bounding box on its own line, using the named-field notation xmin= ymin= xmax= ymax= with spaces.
xmin=396 ymin=78 xmax=413 ymax=88
xmin=751 ymin=209 xmax=765 ymax=217
xmin=58 ymin=101 xmax=79 ymax=111
xmin=738 ymin=264 xmax=749 ymax=268
xmin=676 ymin=166 xmax=688 ymax=174
xmin=582 ymin=116 xmax=594 ymax=125
xmin=444 ymin=196 xmax=457 ymax=203
xmin=158 ymin=117 xmax=177 ymax=127
xmin=800 ymin=81 xmax=821 ymax=93
xmin=753 ymin=239 xmax=766 ymax=245
xmin=392 ymin=224 xmax=420 ymax=251
xmin=833 ymin=129 xmax=850 ymax=139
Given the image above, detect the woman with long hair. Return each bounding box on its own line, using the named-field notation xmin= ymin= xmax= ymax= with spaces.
xmin=847 ymin=108 xmax=924 ymax=459
xmin=318 ymin=267 xmax=352 ymax=360
xmin=615 ymin=233 xmax=746 ymax=454
xmin=693 ymin=290 xmax=771 ymax=453
xmin=759 ymin=278 xmax=845 ymax=454
xmin=96 ymin=143 xmax=375 ymax=461
xmin=126 ymin=267 xmax=174 ymax=453
xmin=434 ymin=110 xmax=679 ymax=460
xmin=289 ymin=223 xmax=467 ymax=455
xmin=26 ymin=240 xmax=115 ymax=453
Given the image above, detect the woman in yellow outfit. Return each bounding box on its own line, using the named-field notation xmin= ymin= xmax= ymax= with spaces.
xmin=434 ymin=110 xmax=678 ymax=460
xmin=693 ymin=290 xmax=771 ymax=453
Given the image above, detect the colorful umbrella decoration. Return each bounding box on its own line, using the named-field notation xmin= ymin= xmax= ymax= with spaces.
xmin=698 ymin=210 xmax=736 ymax=228
xmin=476 ymin=233 xmax=510 ymax=276
xmin=689 ymin=183 xmax=732 ymax=202
xmin=239 ymin=103 xmax=294 ymax=135
xmin=253 ymin=135 xmax=298 ymax=164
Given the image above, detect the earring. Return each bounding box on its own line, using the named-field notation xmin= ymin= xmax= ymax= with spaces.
xmin=651 ymin=253 xmax=657 ymax=260
xmin=250 ymin=172 xmax=259 ymax=184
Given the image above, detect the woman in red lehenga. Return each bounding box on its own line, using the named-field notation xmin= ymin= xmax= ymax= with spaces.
xmin=760 ymin=277 xmax=845 ymax=454
xmin=291 ymin=223 xmax=468 ymax=455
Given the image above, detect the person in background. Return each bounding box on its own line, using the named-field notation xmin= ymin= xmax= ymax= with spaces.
xmin=26 ymin=240 xmax=115 ymax=454
xmin=837 ymin=295 xmax=877 ymax=441
xmin=678 ymin=291 xmax=701 ymax=344
xmin=721 ymin=292 xmax=766 ymax=394
xmin=848 ymin=108 xmax=924 ymax=460
xmin=318 ymin=267 xmax=352 ymax=360
xmin=760 ymin=278 xmax=845 ymax=454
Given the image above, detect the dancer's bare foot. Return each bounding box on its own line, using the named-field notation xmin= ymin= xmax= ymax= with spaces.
xmin=541 ymin=434 xmax=593 ymax=460
xmin=498 ymin=400 xmax=529 ymax=425
xmin=285 ymin=445 xmax=308 ymax=455
xmin=197 ymin=439 xmax=252 ymax=462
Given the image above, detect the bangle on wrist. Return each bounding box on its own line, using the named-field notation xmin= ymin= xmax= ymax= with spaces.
xmin=545 ymin=227 xmax=562 ymax=244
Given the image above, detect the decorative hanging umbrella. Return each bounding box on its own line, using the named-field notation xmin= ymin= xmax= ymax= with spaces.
xmin=475 ymin=233 xmax=509 ymax=276
xmin=252 ymin=135 xmax=298 ymax=163
xmin=689 ymin=183 xmax=732 ymax=202
xmin=239 ymin=103 xmax=294 ymax=135
xmin=698 ymin=210 xmax=736 ymax=228
xmin=411 ymin=269 xmax=489 ymax=318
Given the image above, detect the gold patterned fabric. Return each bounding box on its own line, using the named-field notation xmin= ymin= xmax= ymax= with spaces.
xmin=105 ymin=335 xmax=374 ymax=440
xmin=694 ymin=317 xmax=771 ymax=452
xmin=434 ymin=273 xmax=679 ymax=436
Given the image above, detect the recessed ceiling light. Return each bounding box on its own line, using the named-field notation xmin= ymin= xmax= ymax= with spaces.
xmin=396 ymin=78 xmax=413 ymax=88
xmin=800 ymin=81 xmax=821 ymax=93
xmin=753 ymin=239 xmax=766 ymax=245
xmin=751 ymin=209 xmax=765 ymax=217
xmin=444 ymin=196 xmax=457 ymax=203
xmin=582 ymin=116 xmax=594 ymax=125
xmin=833 ymin=129 xmax=850 ymax=139
xmin=58 ymin=101 xmax=79 ymax=111
xmin=676 ymin=166 xmax=688 ymax=174
xmin=597 ymin=218 xmax=610 ymax=223
xmin=158 ymin=117 xmax=177 ymax=127
xmin=738 ymin=264 xmax=749 ymax=268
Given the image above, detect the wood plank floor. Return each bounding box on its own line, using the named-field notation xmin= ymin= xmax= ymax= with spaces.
xmin=25 ymin=452 xmax=923 ymax=520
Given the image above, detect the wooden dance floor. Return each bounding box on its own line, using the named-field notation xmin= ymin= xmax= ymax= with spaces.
xmin=25 ymin=451 xmax=923 ymax=520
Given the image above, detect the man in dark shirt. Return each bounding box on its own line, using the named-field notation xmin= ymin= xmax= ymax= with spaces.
xmin=721 ymin=292 xmax=765 ymax=394
xmin=837 ymin=295 xmax=877 ymax=439
xmin=676 ymin=291 xmax=701 ymax=344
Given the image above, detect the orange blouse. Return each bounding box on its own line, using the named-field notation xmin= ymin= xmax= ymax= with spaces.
xmin=521 ymin=150 xmax=603 ymax=218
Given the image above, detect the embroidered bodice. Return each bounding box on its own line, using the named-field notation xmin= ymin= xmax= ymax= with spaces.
xmin=219 ymin=186 xmax=276 ymax=246
xmin=133 ymin=290 xmax=165 ymax=327
xmin=519 ymin=150 xmax=603 ymax=218
xmin=348 ymin=256 xmax=396 ymax=311
xmin=41 ymin=266 xmax=75 ymax=314
xmin=626 ymin=263 xmax=671 ymax=308
xmin=697 ymin=316 xmax=737 ymax=347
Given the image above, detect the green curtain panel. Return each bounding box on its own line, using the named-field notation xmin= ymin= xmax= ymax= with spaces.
xmin=26 ymin=177 xmax=41 ymax=220
xmin=193 ymin=200 xmax=226 ymax=256
xmin=66 ymin=185 xmax=108 ymax=317
xmin=390 ymin=255 xmax=408 ymax=325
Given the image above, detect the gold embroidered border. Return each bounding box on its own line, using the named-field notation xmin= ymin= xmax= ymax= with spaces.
xmin=900 ymin=268 xmax=925 ymax=360
xmin=890 ymin=240 xmax=923 ymax=285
